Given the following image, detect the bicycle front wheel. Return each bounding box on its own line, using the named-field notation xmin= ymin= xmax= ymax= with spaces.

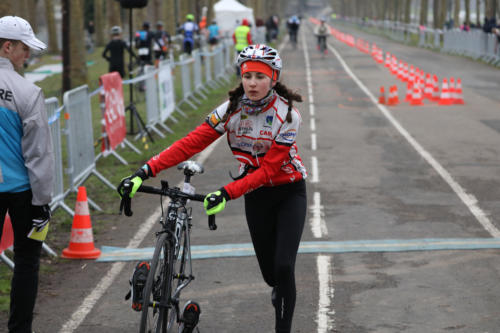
xmin=139 ymin=233 xmax=175 ymax=333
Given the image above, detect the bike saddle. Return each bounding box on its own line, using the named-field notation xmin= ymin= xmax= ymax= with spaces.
xmin=177 ymin=161 xmax=204 ymax=176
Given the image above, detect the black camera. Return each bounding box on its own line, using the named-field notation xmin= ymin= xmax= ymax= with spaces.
xmin=117 ymin=0 xmax=148 ymax=9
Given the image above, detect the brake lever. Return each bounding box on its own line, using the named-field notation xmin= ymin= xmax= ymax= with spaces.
xmin=208 ymin=214 xmax=217 ymax=230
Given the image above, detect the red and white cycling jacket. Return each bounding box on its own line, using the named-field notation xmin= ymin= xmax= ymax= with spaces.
xmin=146 ymin=94 xmax=307 ymax=200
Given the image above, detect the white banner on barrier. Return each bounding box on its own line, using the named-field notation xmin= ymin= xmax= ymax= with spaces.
xmin=158 ymin=62 xmax=175 ymax=122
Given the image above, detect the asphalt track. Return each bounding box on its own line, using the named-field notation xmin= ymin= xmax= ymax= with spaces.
xmin=31 ymin=14 xmax=500 ymax=333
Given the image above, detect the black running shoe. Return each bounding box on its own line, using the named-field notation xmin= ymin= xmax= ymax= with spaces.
xmin=180 ymin=300 xmax=201 ymax=333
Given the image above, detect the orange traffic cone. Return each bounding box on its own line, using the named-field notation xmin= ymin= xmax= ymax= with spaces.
xmin=378 ymin=86 xmax=386 ymax=104
xmin=423 ymin=74 xmax=433 ymax=100
xmin=62 ymin=186 xmax=101 ymax=259
xmin=389 ymin=85 xmax=400 ymax=105
xmin=410 ymin=79 xmax=424 ymax=106
xmin=432 ymin=75 xmax=440 ymax=101
xmin=405 ymin=82 xmax=413 ymax=102
xmin=449 ymin=77 xmax=456 ymax=104
xmin=454 ymin=78 xmax=465 ymax=104
xmin=438 ymin=78 xmax=452 ymax=105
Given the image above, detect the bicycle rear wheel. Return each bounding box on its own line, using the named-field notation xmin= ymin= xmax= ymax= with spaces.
xmin=139 ymin=233 xmax=175 ymax=333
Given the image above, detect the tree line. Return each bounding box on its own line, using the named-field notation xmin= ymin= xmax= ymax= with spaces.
xmin=330 ymin=0 xmax=499 ymax=29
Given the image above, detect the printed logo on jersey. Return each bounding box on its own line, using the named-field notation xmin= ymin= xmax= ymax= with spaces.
xmin=279 ymin=129 xmax=297 ymax=142
xmin=265 ymin=115 xmax=273 ymax=127
xmin=235 ymin=140 xmax=253 ymax=149
xmin=237 ymin=119 xmax=253 ymax=135
xmin=253 ymin=140 xmax=266 ymax=153
xmin=259 ymin=129 xmax=272 ymax=137
xmin=207 ymin=110 xmax=220 ymax=127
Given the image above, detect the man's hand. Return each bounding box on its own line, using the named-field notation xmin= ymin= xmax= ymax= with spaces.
xmin=31 ymin=204 xmax=51 ymax=230
xmin=204 ymin=188 xmax=230 ymax=215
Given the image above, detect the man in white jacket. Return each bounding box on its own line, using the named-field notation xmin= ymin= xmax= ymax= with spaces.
xmin=0 ymin=15 xmax=54 ymax=333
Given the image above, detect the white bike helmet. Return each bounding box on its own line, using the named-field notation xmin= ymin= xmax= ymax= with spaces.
xmin=236 ymin=44 xmax=282 ymax=80
xmin=110 ymin=26 xmax=122 ymax=35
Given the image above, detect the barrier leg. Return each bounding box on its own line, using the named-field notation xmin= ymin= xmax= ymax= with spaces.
xmin=42 ymin=243 xmax=57 ymax=257
xmin=158 ymin=122 xmax=174 ymax=134
xmin=123 ymin=138 xmax=141 ymax=154
xmin=175 ymin=105 xmax=188 ymax=118
xmin=0 ymin=252 xmax=14 ymax=270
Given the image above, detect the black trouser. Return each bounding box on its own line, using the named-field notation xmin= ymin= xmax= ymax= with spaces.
xmin=0 ymin=190 xmax=43 ymax=333
xmin=244 ymin=180 xmax=306 ymax=333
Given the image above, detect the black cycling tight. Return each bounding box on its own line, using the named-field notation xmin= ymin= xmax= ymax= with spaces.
xmin=244 ymin=180 xmax=306 ymax=333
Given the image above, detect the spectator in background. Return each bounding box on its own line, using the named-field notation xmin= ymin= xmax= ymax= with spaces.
xmin=0 ymin=15 xmax=54 ymax=333
xmin=207 ymin=20 xmax=220 ymax=50
xmin=86 ymin=20 xmax=95 ymax=52
xmin=233 ymin=18 xmax=252 ymax=76
xmin=178 ymin=14 xmax=199 ymax=55
xmin=254 ymin=18 xmax=267 ymax=44
xmin=102 ymin=26 xmax=136 ymax=78
xmin=135 ymin=21 xmax=154 ymax=65
xmin=153 ymin=20 xmax=170 ymax=62
xmin=286 ymin=15 xmax=300 ymax=46
xmin=265 ymin=15 xmax=279 ymax=42
xmin=460 ymin=22 xmax=471 ymax=32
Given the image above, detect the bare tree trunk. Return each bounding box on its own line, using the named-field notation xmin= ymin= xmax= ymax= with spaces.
xmin=152 ymin=0 xmax=161 ymax=24
xmin=420 ymin=0 xmax=429 ymax=25
xmin=164 ymin=0 xmax=176 ymax=34
xmin=207 ymin=0 xmax=215 ymax=24
xmin=107 ymin=0 xmax=122 ymax=31
xmin=0 ymin=1 xmax=13 ymax=16
xmin=454 ymin=0 xmax=460 ymax=26
xmin=464 ymin=0 xmax=470 ymax=25
xmin=94 ymin=0 xmax=105 ymax=47
xmin=476 ymin=0 xmax=481 ymax=26
xmin=440 ymin=0 xmax=447 ymax=28
xmin=433 ymin=0 xmax=439 ymax=28
xmin=44 ymin=0 xmax=58 ymax=52
xmin=405 ymin=0 xmax=412 ymax=23
xmin=69 ymin=0 xmax=87 ymax=88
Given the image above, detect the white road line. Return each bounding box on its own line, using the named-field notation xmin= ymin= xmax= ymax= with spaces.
xmin=310 ymin=192 xmax=328 ymax=238
xmin=59 ymin=138 xmax=223 ymax=333
xmin=310 ymin=117 xmax=316 ymax=131
xmin=317 ymin=255 xmax=335 ymax=333
xmin=327 ymin=42 xmax=500 ymax=238
xmin=311 ymin=156 xmax=319 ymax=183
xmin=302 ymin=28 xmax=334 ymax=332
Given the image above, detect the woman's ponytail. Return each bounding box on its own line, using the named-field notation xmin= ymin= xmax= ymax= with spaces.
xmin=274 ymin=82 xmax=303 ymax=122
xmin=222 ymin=83 xmax=245 ymax=122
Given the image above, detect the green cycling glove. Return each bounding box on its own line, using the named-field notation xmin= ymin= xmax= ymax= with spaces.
xmin=204 ymin=187 xmax=230 ymax=215
xmin=117 ymin=164 xmax=151 ymax=198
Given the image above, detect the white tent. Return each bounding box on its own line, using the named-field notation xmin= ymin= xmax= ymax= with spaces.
xmin=213 ymin=0 xmax=255 ymax=38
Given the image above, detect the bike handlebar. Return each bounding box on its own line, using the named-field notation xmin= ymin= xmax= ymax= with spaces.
xmin=119 ymin=181 xmax=217 ymax=230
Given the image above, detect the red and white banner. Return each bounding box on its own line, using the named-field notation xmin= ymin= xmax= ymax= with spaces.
xmin=100 ymin=72 xmax=126 ymax=151
xmin=0 ymin=214 xmax=14 ymax=253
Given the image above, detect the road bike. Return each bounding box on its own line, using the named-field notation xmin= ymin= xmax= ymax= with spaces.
xmin=120 ymin=160 xmax=217 ymax=333
xmin=317 ymin=35 xmax=328 ymax=58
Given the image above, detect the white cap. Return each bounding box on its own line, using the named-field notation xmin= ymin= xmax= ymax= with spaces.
xmin=0 ymin=16 xmax=46 ymax=50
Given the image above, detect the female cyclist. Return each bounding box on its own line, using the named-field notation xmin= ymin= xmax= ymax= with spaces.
xmin=118 ymin=44 xmax=307 ymax=333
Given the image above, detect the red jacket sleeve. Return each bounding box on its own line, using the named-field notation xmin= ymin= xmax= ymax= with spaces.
xmin=232 ymin=32 xmax=236 ymax=44
xmin=223 ymin=141 xmax=291 ymax=199
xmin=147 ymin=122 xmax=221 ymax=176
